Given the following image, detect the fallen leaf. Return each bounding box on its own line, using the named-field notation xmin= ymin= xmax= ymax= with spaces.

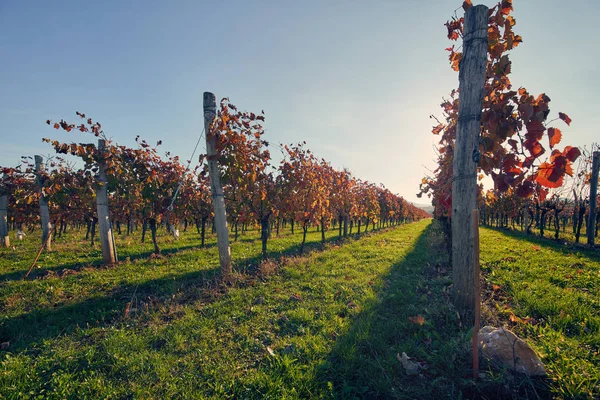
xmin=408 ymin=315 xmax=426 ymax=326
xmin=289 ymin=293 xmax=302 ymax=302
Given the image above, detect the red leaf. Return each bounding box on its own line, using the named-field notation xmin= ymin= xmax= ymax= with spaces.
xmin=539 ymin=188 xmax=549 ymax=202
xmin=558 ymin=112 xmax=572 ymax=126
xmin=523 ymin=139 xmax=545 ymax=158
xmin=518 ymin=103 xmax=533 ymax=121
xmin=563 ymin=146 xmax=581 ymax=162
xmin=516 ymin=181 xmax=535 ymax=198
xmin=525 ymin=120 xmax=545 ymax=140
xmin=501 ymin=0 xmax=513 ymax=15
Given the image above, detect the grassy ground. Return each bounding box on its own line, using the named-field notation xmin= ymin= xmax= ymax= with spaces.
xmin=480 ymin=227 xmax=600 ymax=399
xmin=482 ymin=219 xmax=597 ymax=247
xmin=0 ymin=221 xmax=598 ymax=398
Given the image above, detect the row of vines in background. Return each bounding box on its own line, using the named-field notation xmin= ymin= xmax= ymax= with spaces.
xmin=0 ymin=103 xmax=428 ymax=261
xmin=480 ymin=144 xmax=600 ymax=242
xmin=419 ymin=0 xmax=599 ymax=245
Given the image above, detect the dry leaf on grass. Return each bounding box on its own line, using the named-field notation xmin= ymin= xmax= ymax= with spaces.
xmin=408 ymin=315 xmax=426 ymax=325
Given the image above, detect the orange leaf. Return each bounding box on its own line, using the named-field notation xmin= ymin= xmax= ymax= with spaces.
xmin=535 ymin=162 xmax=564 ymax=188
xmin=548 ymin=128 xmax=561 ymax=148
xmin=408 ymin=315 xmax=426 ymax=326
xmin=492 ymin=284 xmax=501 ymax=291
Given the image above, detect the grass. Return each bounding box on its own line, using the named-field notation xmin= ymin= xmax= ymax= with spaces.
xmin=483 ymin=218 xmax=597 ymax=247
xmin=0 ymin=221 xmax=598 ymax=398
xmin=480 ymin=226 xmax=600 ymax=399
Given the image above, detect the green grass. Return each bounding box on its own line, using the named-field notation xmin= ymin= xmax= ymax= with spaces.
xmin=0 ymin=221 xmax=598 ymax=398
xmin=480 ymin=227 xmax=600 ymax=399
xmin=483 ymin=218 xmax=596 ymax=246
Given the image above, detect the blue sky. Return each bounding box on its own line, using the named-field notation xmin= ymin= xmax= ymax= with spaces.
xmin=1 ymin=0 xmax=597 ymax=204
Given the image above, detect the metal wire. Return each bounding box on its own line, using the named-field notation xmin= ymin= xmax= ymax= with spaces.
xmin=166 ymin=127 xmax=205 ymax=212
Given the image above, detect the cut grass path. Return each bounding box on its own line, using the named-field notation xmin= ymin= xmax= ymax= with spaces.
xmin=0 ymin=221 xmax=468 ymax=399
xmin=2 ymin=221 xmax=598 ymax=398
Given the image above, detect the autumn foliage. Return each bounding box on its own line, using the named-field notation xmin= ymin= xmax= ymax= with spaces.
xmin=1 ymin=99 xmax=428 ymax=260
xmin=420 ymin=0 xmax=580 ymax=218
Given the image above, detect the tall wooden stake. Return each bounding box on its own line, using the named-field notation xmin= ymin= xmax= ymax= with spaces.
xmin=204 ymin=92 xmax=232 ymax=277
xmin=451 ymin=4 xmax=488 ymax=324
xmin=35 ymin=155 xmax=52 ymax=251
xmin=472 ymin=209 xmax=481 ymax=378
xmin=96 ymin=139 xmax=117 ymax=264
xmin=0 ymin=194 xmax=8 ymax=247
xmin=588 ymin=151 xmax=599 ymax=247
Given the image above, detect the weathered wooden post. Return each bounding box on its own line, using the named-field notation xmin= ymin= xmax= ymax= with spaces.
xmin=35 ymin=155 xmax=52 ymax=250
xmin=96 ymin=139 xmax=117 ymax=264
xmin=588 ymin=151 xmax=599 ymax=247
xmin=204 ymin=92 xmax=232 ymax=277
xmin=472 ymin=208 xmax=481 ymax=378
xmin=451 ymin=4 xmax=488 ymax=323
xmin=0 ymin=192 xmax=8 ymax=247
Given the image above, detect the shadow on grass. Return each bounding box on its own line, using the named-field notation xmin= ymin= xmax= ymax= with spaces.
xmin=0 ymin=225 xmax=373 ymax=283
xmin=0 ymin=242 xmax=219 ymax=283
xmin=482 ymin=225 xmax=599 ymax=262
xmin=0 ymin=266 xmax=224 ymax=353
xmin=0 ymin=225 xmax=399 ymax=355
xmin=316 ymin=222 xmax=550 ymax=400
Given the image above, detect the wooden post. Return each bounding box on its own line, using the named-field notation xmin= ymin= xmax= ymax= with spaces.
xmin=472 ymin=209 xmax=481 ymax=378
xmin=35 ymin=155 xmax=52 ymax=251
xmin=451 ymin=4 xmax=488 ymax=323
xmin=204 ymin=92 xmax=232 ymax=276
xmin=0 ymin=194 xmax=8 ymax=247
xmin=96 ymin=139 xmax=117 ymax=264
xmin=588 ymin=151 xmax=600 ymax=247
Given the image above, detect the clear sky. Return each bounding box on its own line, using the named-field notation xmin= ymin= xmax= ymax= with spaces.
xmin=1 ymin=0 xmax=597 ymax=204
